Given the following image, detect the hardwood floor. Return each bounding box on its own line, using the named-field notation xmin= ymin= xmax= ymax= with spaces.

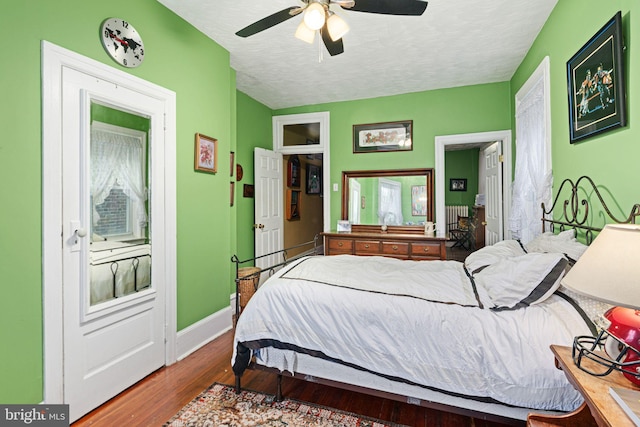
xmin=73 ymin=329 xmax=525 ymax=427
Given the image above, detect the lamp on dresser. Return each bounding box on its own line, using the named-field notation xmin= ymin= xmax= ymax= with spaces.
xmin=561 ymin=224 xmax=640 ymax=388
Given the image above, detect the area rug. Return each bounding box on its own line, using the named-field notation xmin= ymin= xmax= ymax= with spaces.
xmin=164 ymin=382 xmax=406 ymax=427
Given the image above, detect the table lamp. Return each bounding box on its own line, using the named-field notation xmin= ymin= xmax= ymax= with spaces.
xmin=560 ymin=224 xmax=640 ymax=386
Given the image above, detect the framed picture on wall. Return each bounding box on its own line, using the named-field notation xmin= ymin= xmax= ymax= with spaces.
xmin=411 ymin=185 xmax=427 ymax=216
xmin=566 ymin=11 xmax=626 ymax=143
xmin=450 ymin=178 xmax=467 ymax=192
xmin=306 ymin=164 xmax=321 ymax=195
xmin=352 ymin=120 xmax=413 ymax=153
xmin=194 ymin=133 xmax=217 ymax=174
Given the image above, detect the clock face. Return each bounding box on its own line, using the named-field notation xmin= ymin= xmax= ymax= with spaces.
xmin=100 ymin=18 xmax=145 ymax=68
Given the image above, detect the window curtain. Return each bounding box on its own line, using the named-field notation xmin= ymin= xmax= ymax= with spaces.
xmin=510 ymin=77 xmax=552 ymax=244
xmin=378 ymin=180 xmax=403 ymax=225
xmin=91 ymin=128 xmax=147 ymax=229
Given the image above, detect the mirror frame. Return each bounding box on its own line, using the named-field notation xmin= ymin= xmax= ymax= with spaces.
xmin=341 ymin=168 xmax=434 ymax=234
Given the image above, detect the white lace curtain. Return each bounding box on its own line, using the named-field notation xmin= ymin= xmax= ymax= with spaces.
xmin=378 ymin=179 xmax=404 ymax=225
xmin=510 ymin=76 xmax=552 ymax=244
xmin=91 ymin=128 xmax=147 ymax=229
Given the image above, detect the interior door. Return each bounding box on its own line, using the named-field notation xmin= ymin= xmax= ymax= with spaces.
xmin=254 ymin=147 xmax=284 ymax=271
xmin=483 ymin=141 xmax=503 ymax=245
xmin=61 ymin=67 xmax=166 ymax=421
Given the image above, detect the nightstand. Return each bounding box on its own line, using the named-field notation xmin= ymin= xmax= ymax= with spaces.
xmin=527 ymin=345 xmax=640 ymax=426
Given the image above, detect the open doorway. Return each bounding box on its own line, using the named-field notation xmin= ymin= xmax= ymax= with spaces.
xmin=254 ymin=112 xmax=329 ymax=261
xmin=434 ymin=130 xmax=512 ymax=244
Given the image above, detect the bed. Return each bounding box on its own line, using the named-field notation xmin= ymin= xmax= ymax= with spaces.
xmin=90 ymin=240 xmax=151 ymax=305
xmin=231 ymin=176 xmax=639 ymax=424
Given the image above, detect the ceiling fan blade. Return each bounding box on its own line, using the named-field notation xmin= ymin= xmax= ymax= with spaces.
xmin=341 ymin=0 xmax=428 ymax=16
xmin=236 ymin=7 xmax=301 ymax=37
xmin=321 ymin=26 xmax=344 ymax=56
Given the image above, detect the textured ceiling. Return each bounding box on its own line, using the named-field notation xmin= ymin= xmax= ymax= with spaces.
xmin=157 ymin=0 xmax=558 ymax=110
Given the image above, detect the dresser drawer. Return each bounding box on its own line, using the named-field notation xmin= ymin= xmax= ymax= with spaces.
xmin=411 ymin=242 xmax=443 ymax=259
xmin=327 ymin=238 xmax=353 ymax=254
xmin=354 ymin=240 xmax=380 ymax=255
xmin=380 ymin=241 xmax=409 ymax=257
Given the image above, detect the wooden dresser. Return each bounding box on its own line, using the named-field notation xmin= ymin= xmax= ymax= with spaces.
xmin=322 ymin=232 xmax=447 ymax=261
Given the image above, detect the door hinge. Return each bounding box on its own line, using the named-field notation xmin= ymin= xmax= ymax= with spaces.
xmin=499 ymin=154 xmax=504 ymax=163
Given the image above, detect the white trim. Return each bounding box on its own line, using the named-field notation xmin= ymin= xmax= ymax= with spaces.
xmin=176 ymin=307 xmax=233 ymax=361
xmin=515 ymin=56 xmax=552 ymax=174
xmin=42 ymin=41 xmax=177 ymax=404
xmin=435 ymin=130 xmax=512 ymax=239
xmin=272 ymin=112 xmax=331 ymax=232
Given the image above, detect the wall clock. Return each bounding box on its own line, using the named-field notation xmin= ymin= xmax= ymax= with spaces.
xmin=100 ymin=18 xmax=145 ymax=68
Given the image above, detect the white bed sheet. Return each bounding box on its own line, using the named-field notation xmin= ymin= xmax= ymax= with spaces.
xmin=233 ymin=255 xmax=591 ymax=414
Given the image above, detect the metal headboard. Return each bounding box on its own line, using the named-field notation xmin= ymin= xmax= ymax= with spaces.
xmin=541 ymin=176 xmax=640 ymax=243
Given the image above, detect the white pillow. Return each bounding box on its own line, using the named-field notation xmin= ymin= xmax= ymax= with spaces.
xmin=464 ymin=240 xmax=527 ymax=274
xmin=474 ymin=253 xmax=568 ymax=311
xmin=525 ymin=231 xmax=588 ymax=262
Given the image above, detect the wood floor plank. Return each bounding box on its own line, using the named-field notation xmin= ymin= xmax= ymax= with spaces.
xmin=72 ymin=329 xmax=524 ymax=426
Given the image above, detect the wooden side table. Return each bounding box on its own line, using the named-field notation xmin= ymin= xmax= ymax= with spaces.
xmin=527 ymin=345 xmax=640 ymax=427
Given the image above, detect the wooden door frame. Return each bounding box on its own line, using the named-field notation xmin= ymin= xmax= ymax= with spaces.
xmin=41 ymin=41 xmax=177 ymax=404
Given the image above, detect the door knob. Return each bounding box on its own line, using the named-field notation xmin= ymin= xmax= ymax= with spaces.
xmin=253 ymin=224 xmax=265 ymax=229
xmin=481 ymin=221 xmax=487 ymax=226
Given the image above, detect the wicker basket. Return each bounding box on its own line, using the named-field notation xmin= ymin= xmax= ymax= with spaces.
xmin=237 ymin=266 xmax=261 ymax=309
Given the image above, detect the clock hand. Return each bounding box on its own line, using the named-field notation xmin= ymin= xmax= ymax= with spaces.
xmin=110 ymin=33 xmax=129 ymax=47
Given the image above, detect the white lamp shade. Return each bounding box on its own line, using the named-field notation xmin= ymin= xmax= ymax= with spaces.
xmin=561 ymin=224 xmax=640 ymax=309
xmin=304 ymin=2 xmax=326 ymax=31
xmin=326 ymin=13 xmax=349 ymax=41
xmin=295 ymin=21 xmax=315 ymax=44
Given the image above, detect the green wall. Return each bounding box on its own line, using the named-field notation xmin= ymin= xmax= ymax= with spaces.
xmin=0 ymin=0 xmax=235 ymax=403
xmin=444 ymin=149 xmax=480 ymax=209
xmin=274 ymin=83 xmax=512 ymax=227
xmin=511 ymin=0 xmax=639 ymax=225
xmin=235 ymin=91 xmax=274 ymax=267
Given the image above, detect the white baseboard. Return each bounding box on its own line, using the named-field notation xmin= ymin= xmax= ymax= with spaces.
xmin=176 ymin=301 xmax=234 ymax=361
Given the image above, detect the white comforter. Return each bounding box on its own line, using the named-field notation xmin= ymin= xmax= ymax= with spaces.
xmin=233 ymin=255 xmax=591 ymax=411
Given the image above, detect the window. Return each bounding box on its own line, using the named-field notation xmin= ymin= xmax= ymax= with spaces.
xmin=90 ymin=121 xmax=148 ymax=242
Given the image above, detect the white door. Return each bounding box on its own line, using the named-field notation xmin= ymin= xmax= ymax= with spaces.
xmin=483 ymin=142 xmax=503 ymax=245
xmin=254 ymin=148 xmax=284 ymax=271
xmin=61 ymin=67 xmax=166 ymax=421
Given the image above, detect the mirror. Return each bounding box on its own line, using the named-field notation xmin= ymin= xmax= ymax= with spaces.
xmin=342 ymin=169 xmax=433 ymax=233
xmin=89 ymin=102 xmax=152 ymax=305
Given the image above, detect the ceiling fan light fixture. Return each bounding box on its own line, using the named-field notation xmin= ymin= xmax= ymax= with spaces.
xmin=326 ymin=12 xmax=349 ymax=41
xmin=303 ymin=2 xmax=326 ymax=31
xmin=295 ymin=20 xmax=316 ymax=44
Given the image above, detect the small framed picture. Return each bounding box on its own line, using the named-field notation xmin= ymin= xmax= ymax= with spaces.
xmin=306 ymin=164 xmax=322 ymax=195
xmin=230 ymin=151 xmax=235 ymax=177
xmin=411 ymin=185 xmax=427 ymax=216
xmin=243 ymin=184 xmax=254 ymax=198
xmin=194 ymin=133 xmax=217 ymax=174
xmin=450 ymin=178 xmax=467 ymax=192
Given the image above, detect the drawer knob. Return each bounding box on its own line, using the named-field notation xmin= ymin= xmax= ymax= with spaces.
xmin=392 ymin=245 xmax=398 ymax=250
xmin=364 ymin=244 xmax=370 ymax=249
xmin=338 ymin=242 xmax=343 ymax=247
xmin=423 ymin=247 xmax=429 ymax=252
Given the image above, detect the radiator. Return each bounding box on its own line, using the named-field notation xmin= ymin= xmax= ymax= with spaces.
xmin=446 ymin=205 xmax=469 ymax=233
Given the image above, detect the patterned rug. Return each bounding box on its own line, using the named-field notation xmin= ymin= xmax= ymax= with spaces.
xmin=164 ymin=383 xmax=405 ymax=427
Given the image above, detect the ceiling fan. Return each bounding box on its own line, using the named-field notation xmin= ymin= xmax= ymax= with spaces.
xmin=235 ymin=0 xmax=428 ymax=56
